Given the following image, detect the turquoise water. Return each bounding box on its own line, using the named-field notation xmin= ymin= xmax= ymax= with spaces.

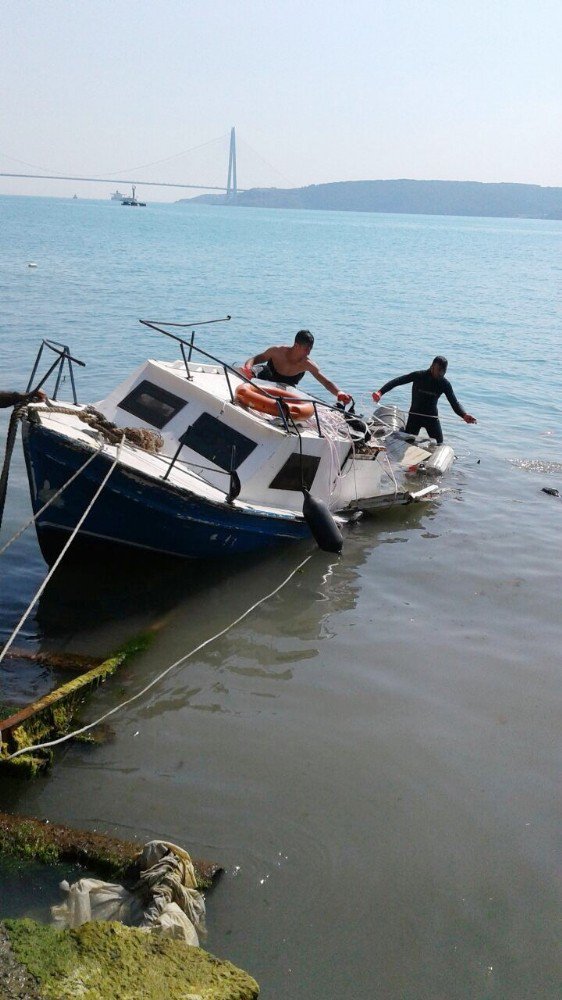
xmin=0 ymin=196 xmax=561 ymax=997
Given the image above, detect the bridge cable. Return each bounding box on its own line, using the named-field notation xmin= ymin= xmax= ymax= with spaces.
xmin=94 ymin=133 xmax=230 ymax=179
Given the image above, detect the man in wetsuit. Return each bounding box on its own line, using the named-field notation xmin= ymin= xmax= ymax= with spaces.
xmin=371 ymin=356 xmax=476 ymax=444
xmin=0 ymin=388 xmax=46 ymax=408
xmin=242 ymin=330 xmax=352 ymax=405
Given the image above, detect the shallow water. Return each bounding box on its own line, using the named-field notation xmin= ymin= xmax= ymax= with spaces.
xmin=0 ymin=197 xmax=561 ymax=997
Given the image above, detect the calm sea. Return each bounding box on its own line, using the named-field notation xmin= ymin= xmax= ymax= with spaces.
xmin=0 ymin=195 xmax=561 ymax=998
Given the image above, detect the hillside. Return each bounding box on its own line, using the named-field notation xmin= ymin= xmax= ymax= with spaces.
xmin=179 ymin=178 xmax=562 ymax=220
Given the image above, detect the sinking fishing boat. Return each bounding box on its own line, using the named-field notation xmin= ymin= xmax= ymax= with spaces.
xmin=20 ymin=319 xmax=453 ymax=564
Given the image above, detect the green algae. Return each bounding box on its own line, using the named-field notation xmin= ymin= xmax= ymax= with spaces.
xmin=4 ymin=919 xmax=259 ymax=1000
xmin=0 ymin=632 xmax=154 ymax=775
xmin=0 ymin=812 xmax=220 ymax=888
xmin=0 ymin=821 xmax=58 ymax=866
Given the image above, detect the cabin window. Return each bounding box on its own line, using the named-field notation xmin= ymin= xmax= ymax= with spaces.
xmin=180 ymin=413 xmax=257 ymax=471
xmin=118 ymin=380 xmax=187 ymax=429
xmin=269 ymin=453 xmax=320 ymax=491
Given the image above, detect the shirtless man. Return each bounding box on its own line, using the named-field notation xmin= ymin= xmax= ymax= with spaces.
xmin=242 ymin=330 xmax=352 ymax=405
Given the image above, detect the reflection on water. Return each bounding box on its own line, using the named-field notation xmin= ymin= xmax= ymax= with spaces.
xmin=3 ymin=500 xmax=432 ymax=711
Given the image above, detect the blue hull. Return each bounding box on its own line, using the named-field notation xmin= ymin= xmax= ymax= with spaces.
xmin=23 ymin=422 xmax=310 ymax=564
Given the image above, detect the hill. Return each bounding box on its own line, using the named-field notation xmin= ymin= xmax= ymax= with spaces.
xmin=179 ymin=178 xmax=562 ymax=220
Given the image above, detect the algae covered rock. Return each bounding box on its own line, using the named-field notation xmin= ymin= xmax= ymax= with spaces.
xmin=3 ymin=918 xmax=259 ymax=1000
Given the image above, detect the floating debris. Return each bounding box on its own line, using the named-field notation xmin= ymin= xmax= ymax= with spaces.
xmin=6 ymin=648 xmax=103 ymax=673
xmin=0 ymin=811 xmax=221 ymax=887
xmin=0 ymin=829 xmax=254 ymax=997
xmin=541 ymin=486 xmax=560 ymax=497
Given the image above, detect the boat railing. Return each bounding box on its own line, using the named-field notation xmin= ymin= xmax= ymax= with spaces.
xmin=139 ymin=318 xmax=342 ymax=440
xmin=26 ymin=340 xmax=86 ymax=405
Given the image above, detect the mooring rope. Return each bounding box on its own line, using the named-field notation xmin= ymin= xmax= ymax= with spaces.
xmin=0 ymin=436 xmax=124 ymax=669
xmin=2 ymin=552 xmax=314 ymax=761
xmin=0 ymin=443 xmax=104 ymax=558
xmin=0 ymin=405 xmax=24 ymax=532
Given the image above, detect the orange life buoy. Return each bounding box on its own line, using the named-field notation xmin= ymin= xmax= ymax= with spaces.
xmin=235 ymin=382 xmax=315 ymax=421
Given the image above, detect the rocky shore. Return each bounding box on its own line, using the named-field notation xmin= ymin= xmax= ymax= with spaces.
xmin=0 ymin=923 xmax=43 ymax=1000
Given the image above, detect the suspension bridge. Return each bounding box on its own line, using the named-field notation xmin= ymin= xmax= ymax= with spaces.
xmin=0 ymin=127 xmax=244 ymax=202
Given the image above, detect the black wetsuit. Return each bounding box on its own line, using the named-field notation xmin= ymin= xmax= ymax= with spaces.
xmin=379 ymin=369 xmax=466 ymax=445
xmin=258 ymin=360 xmax=305 ymax=387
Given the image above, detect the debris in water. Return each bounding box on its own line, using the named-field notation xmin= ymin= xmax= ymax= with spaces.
xmin=0 ymin=811 xmax=221 ymax=886
xmin=0 ymin=633 xmax=154 ymax=775
xmin=541 ymin=487 xmax=560 ymax=497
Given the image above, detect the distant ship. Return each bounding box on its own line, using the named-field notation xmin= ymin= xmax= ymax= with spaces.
xmin=110 ymin=190 xmax=126 ymax=201
xmin=121 ymin=185 xmax=146 ymax=207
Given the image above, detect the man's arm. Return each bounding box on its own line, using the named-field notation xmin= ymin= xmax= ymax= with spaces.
xmin=442 ymin=379 xmax=477 ymax=423
xmin=0 ymin=389 xmax=46 ymax=409
xmin=244 ymin=348 xmax=273 ymax=368
xmin=372 ymin=371 xmax=416 ymax=402
xmin=443 ymin=378 xmax=477 ymax=424
xmin=306 ymin=360 xmax=351 ymax=403
xmin=242 ymin=346 xmax=275 ymax=376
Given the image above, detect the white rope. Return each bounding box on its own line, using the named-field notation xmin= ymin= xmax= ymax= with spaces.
xmin=0 ymin=437 xmax=124 ymax=668
xmin=368 ymin=394 xmax=462 ymax=424
xmin=382 ymin=448 xmax=399 ymax=499
xmin=0 ymin=444 xmax=103 ymax=558
xmin=3 ymin=552 xmax=314 ymax=761
xmin=316 ymin=408 xmax=357 ymax=502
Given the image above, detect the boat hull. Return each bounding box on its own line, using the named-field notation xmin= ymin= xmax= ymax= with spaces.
xmin=22 ymin=422 xmax=310 ymax=565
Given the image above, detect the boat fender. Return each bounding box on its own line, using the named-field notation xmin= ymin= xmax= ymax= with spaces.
xmin=302 ymin=489 xmax=343 ymax=554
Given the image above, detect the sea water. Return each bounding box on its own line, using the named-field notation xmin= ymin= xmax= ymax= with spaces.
xmin=0 ymin=196 xmax=561 ymax=998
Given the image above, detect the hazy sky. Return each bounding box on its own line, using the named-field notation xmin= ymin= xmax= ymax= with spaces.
xmin=2 ymin=0 xmax=562 ymax=201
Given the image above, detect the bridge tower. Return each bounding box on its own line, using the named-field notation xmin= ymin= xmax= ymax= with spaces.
xmin=226 ymin=126 xmax=237 ymax=204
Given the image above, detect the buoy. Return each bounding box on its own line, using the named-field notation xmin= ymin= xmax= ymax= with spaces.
xmin=424 ymin=444 xmax=455 ymax=476
xmin=302 ymin=489 xmax=343 ymax=554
